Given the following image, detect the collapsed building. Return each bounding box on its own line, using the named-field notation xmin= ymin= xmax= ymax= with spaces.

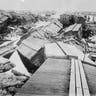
xmin=33 ymin=19 xmax=63 ymax=39
xmin=1 ymin=12 xmax=96 ymax=96
xmin=17 ymin=36 xmax=50 ymax=73
xmin=62 ymin=23 xmax=82 ymax=40
xmin=17 ymin=39 xmax=96 ymax=96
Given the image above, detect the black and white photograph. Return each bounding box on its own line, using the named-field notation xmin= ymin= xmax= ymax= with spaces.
xmin=0 ymin=0 xmax=95 ymax=96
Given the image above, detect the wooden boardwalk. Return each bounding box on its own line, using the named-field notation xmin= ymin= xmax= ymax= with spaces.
xmin=69 ymin=59 xmax=90 ymax=96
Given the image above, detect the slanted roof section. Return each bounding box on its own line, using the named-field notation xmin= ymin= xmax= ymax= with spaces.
xmin=73 ymin=24 xmax=82 ymax=31
xmin=89 ymin=35 xmax=96 ymax=42
xmin=64 ymin=24 xmax=76 ymax=33
xmin=43 ymin=23 xmax=61 ymax=34
xmin=45 ymin=41 xmax=79 ymax=58
xmin=22 ymin=36 xmax=49 ymax=51
xmin=17 ymin=43 xmax=37 ymax=59
xmin=0 ymin=57 xmax=11 ymax=64
xmin=51 ymin=19 xmax=63 ymax=28
xmin=0 ymin=16 xmax=8 ymax=23
xmin=44 ymin=41 xmax=94 ymax=65
xmin=64 ymin=23 xmax=82 ymax=33
xmin=31 ymin=28 xmax=46 ymax=39
xmin=9 ymin=51 xmax=30 ymax=76
xmin=18 ymin=58 xmax=70 ymax=95
xmin=35 ymin=21 xmax=50 ymax=28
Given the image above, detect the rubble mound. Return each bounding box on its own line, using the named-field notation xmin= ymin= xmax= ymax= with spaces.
xmin=0 ymin=56 xmax=30 ymax=96
xmin=0 ymin=57 xmax=15 ymax=73
xmin=0 ymin=70 xmax=29 ymax=96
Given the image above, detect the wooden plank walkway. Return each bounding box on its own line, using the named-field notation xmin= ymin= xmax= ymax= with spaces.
xmin=69 ymin=59 xmax=90 ymax=96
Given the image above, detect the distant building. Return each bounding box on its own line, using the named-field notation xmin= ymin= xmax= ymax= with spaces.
xmin=63 ymin=23 xmax=82 ymax=39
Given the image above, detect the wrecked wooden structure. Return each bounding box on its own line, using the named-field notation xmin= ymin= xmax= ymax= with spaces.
xmin=17 ymin=58 xmax=70 ymax=96
xmin=16 ymin=40 xmax=96 ymax=96
xmin=17 ymin=36 xmax=50 ymax=74
xmin=32 ymin=20 xmax=63 ymax=39
xmin=1 ymin=16 xmax=96 ymax=96
xmin=62 ymin=23 xmax=82 ymax=40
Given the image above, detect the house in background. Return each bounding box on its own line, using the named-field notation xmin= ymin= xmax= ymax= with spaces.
xmin=62 ymin=23 xmax=82 ymax=40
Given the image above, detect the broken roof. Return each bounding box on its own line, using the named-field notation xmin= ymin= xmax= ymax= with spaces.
xmin=89 ymin=35 xmax=96 ymax=42
xmin=0 ymin=16 xmax=8 ymax=23
xmin=17 ymin=35 xmax=49 ymax=60
xmin=35 ymin=21 xmax=50 ymax=28
xmin=22 ymin=36 xmax=49 ymax=51
xmin=44 ymin=41 xmax=94 ymax=64
xmin=51 ymin=19 xmax=63 ymax=28
xmin=43 ymin=23 xmax=61 ymax=34
xmin=18 ymin=58 xmax=70 ymax=95
xmin=17 ymin=43 xmax=37 ymax=59
xmin=9 ymin=51 xmax=30 ymax=76
xmin=0 ymin=57 xmax=15 ymax=72
xmin=31 ymin=28 xmax=46 ymax=39
xmin=73 ymin=24 xmax=82 ymax=31
xmin=64 ymin=23 xmax=82 ymax=33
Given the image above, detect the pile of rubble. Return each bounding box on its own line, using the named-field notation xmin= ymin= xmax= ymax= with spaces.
xmin=0 ymin=57 xmax=29 ymax=96
xmin=1 ymin=10 xmax=96 ymax=96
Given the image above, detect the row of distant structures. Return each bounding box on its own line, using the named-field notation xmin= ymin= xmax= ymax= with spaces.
xmin=73 ymin=12 xmax=96 ymax=23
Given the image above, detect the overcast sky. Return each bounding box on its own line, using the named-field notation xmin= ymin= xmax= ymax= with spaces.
xmin=0 ymin=0 xmax=96 ymax=12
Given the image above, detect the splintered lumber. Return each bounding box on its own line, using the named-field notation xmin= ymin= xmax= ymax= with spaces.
xmin=69 ymin=59 xmax=75 ymax=96
xmin=0 ymin=57 xmax=15 ymax=73
xmin=45 ymin=42 xmax=95 ymax=65
xmin=70 ymin=59 xmax=90 ymax=96
xmin=78 ymin=60 xmax=90 ymax=96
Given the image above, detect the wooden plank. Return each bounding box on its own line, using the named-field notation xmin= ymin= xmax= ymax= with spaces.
xmin=75 ymin=60 xmax=82 ymax=88
xmin=75 ymin=60 xmax=83 ymax=96
xmin=18 ymin=58 xmax=70 ymax=95
xmin=78 ymin=60 xmax=90 ymax=96
xmin=77 ymin=88 xmax=83 ymax=96
xmin=69 ymin=59 xmax=75 ymax=96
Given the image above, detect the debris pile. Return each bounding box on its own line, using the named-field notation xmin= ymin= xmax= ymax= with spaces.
xmin=0 ymin=57 xmax=15 ymax=73
xmin=0 ymin=57 xmax=29 ymax=96
xmin=0 ymin=10 xmax=96 ymax=96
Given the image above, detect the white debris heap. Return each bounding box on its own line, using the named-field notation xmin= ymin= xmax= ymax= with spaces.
xmin=0 ymin=56 xmax=30 ymax=96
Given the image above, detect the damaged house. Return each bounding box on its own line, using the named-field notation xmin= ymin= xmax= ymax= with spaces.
xmin=62 ymin=23 xmax=82 ymax=40
xmin=43 ymin=20 xmax=63 ymax=37
xmin=17 ymin=35 xmax=50 ymax=73
xmin=31 ymin=20 xmax=63 ymax=39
